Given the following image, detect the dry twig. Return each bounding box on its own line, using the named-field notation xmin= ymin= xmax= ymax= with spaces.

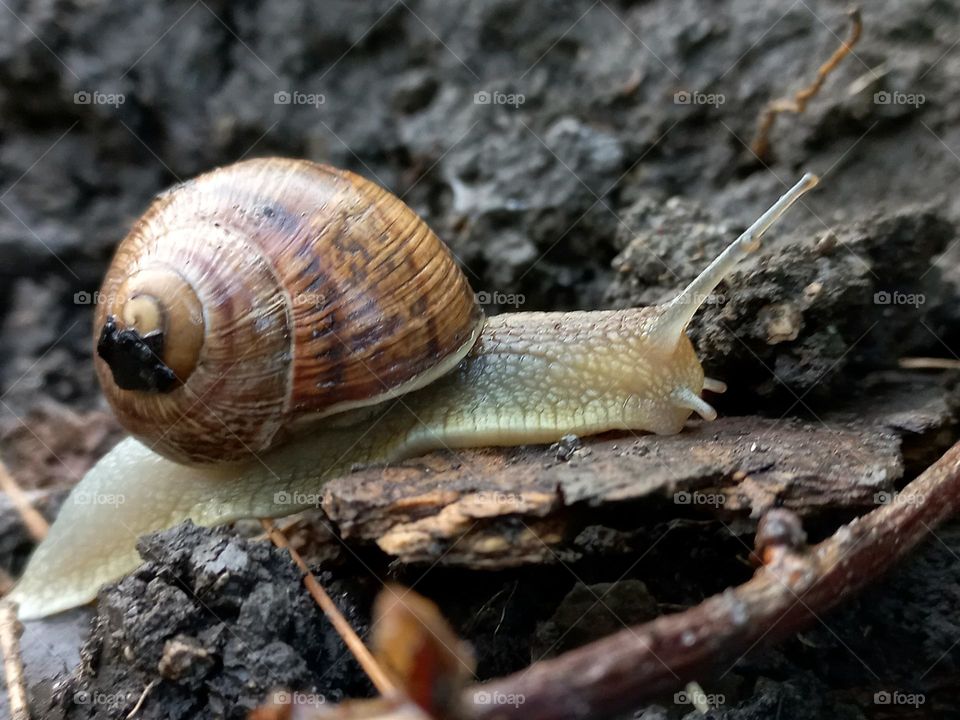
xmin=751 ymin=7 xmax=862 ymax=161
xmin=250 ymin=582 xmax=472 ymax=720
xmin=900 ymin=357 xmax=960 ymax=370
xmin=0 ymin=460 xmax=48 ymax=542
xmin=469 ymin=438 xmax=960 ymax=720
xmin=0 ymin=568 xmax=15 ymax=598
xmin=0 ymin=600 xmax=29 ymax=720
xmin=259 ymin=519 xmax=398 ymax=697
xmin=125 ymin=679 xmax=157 ymax=719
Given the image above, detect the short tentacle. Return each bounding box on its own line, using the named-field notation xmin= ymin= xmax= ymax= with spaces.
xmin=703 ymin=377 xmax=727 ymax=394
xmin=673 ymin=387 xmax=718 ymax=422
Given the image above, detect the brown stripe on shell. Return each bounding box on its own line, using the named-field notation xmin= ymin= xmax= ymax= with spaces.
xmin=243 ymin=159 xmax=481 ymax=418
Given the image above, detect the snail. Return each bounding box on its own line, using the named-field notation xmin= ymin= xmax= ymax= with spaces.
xmin=10 ymin=159 xmax=817 ymax=619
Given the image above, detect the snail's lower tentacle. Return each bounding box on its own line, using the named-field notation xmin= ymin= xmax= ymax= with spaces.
xmin=672 ymin=387 xmax=718 ymax=422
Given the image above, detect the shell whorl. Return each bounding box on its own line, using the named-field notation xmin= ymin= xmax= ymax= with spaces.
xmin=94 ymin=158 xmax=483 ymax=464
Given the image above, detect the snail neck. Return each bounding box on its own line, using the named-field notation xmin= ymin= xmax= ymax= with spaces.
xmin=380 ymin=308 xmax=711 ymax=456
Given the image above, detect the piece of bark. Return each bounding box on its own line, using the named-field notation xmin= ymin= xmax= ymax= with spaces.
xmin=321 ymin=417 xmax=899 ymax=567
xmin=320 ymin=375 xmax=954 ymax=568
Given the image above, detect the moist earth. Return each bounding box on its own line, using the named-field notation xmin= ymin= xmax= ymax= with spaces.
xmin=1 ymin=0 xmax=959 ymax=718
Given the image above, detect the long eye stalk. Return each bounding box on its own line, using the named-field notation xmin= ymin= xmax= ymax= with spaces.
xmin=653 ymin=173 xmax=820 ymax=346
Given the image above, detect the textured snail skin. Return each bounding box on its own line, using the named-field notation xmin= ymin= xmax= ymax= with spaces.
xmin=11 ymin=173 xmax=818 ymax=619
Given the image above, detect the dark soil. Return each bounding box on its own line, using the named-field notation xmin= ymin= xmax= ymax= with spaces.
xmin=2 ymin=0 xmax=960 ymax=718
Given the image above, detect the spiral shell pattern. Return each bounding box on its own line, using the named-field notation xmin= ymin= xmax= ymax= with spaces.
xmin=94 ymin=158 xmax=482 ymax=463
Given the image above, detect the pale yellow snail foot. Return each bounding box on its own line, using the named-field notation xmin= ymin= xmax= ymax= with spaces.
xmin=9 ymin=437 xmax=330 ymax=619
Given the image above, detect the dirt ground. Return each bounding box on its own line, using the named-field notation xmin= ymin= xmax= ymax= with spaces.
xmin=1 ymin=0 xmax=960 ymax=718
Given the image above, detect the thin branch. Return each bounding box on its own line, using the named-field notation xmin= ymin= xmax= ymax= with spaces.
xmin=0 ymin=600 xmax=29 ymax=720
xmin=0 ymin=461 xmax=48 ymax=542
xmin=468 ymin=439 xmax=960 ymax=720
xmin=900 ymin=357 xmax=960 ymax=370
xmin=259 ymin=518 xmax=398 ymax=697
xmin=751 ymin=7 xmax=862 ymax=161
xmin=125 ymin=679 xmax=157 ymax=719
xmin=0 ymin=568 xmax=15 ymax=598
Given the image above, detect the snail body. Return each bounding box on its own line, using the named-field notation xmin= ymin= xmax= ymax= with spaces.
xmin=11 ymin=161 xmax=817 ymax=619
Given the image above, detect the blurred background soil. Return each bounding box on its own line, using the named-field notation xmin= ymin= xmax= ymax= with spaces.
xmin=1 ymin=0 xmax=959 ymax=718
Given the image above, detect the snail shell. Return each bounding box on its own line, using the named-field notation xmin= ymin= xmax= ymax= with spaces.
xmin=94 ymin=158 xmax=483 ymax=464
